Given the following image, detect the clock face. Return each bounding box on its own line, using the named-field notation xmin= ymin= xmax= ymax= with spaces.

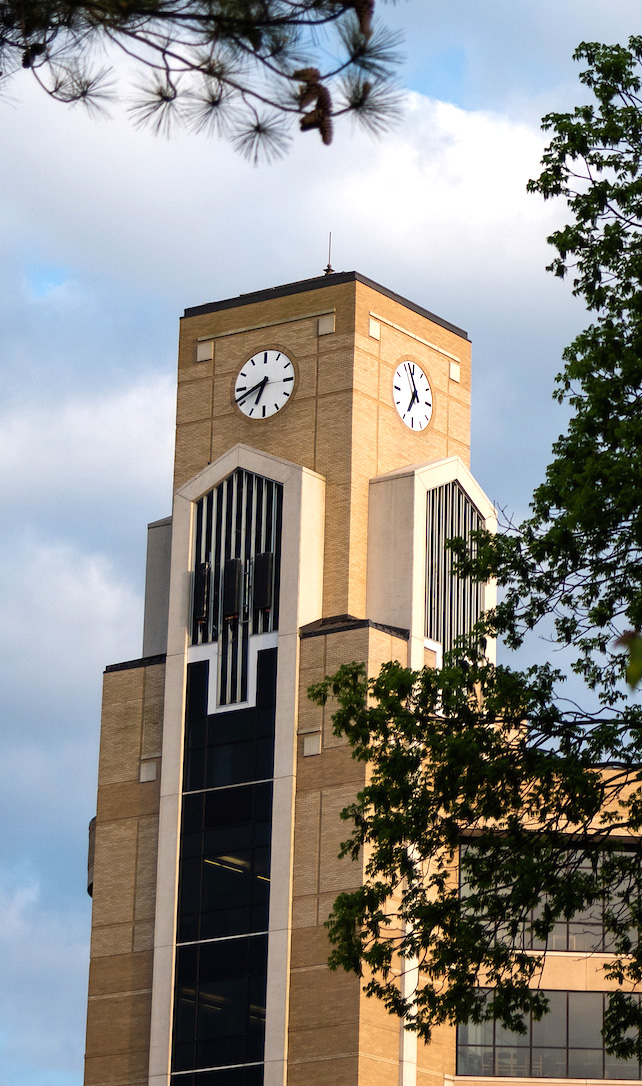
xmin=234 ymin=350 xmax=295 ymax=419
xmin=392 ymin=361 xmax=433 ymax=431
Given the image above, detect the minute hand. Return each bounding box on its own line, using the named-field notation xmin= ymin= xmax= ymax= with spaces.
xmin=406 ymin=364 xmax=419 ymax=412
xmin=236 ymin=376 xmax=267 ymax=404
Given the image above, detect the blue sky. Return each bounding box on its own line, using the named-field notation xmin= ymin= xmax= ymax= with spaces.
xmin=1 ymin=2 xmax=641 ymax=1083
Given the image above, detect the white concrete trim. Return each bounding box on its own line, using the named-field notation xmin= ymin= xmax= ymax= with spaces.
xmin=148 ymin=445 xmax=325 ymax=1086
xmin=197 ymin=309 xmax=336 ymax=341
xmin=424 ymin=638 xmax=443 ymax=670
xmin=370 ymin=310 xmax=461 ymax=363
xmin=369 ymin=456 xmax=496 ymax=526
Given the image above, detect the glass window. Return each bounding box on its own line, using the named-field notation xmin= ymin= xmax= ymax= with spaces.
xmin=568 ymin=992 xmax=602 ymax=1049
xmin=173 ymin=935 xmax=268 ymax=1073
xmin=456 ymin=991 xmax=642 ymax=1079
xmin=177 ymin=782 xmax=273 ymax=943
xmin=495 ymin=1047 xmax=530 ymax=1077
xmin=460 ymin=843 xmax=640 ymax=955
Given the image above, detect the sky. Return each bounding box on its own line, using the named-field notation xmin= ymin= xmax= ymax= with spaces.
xmin=1 ymin=2 xmax=641 ymax=1083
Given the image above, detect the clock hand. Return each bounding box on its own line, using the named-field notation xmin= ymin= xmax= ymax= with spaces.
xmin=254 ymin=376 xmax=269 ymax=405
xmin=236 ymin=376 xmax=267 ymax=404
xmin=406 ymin=364 xmax=419 ymax=412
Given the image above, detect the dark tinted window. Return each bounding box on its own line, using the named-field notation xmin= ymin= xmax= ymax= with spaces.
xmin=173 ymin=935 xmax=268 ymax=1072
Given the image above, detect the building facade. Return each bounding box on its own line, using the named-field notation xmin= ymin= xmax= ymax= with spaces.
xmin=84 ymin=272 xmax=628 ymax=1086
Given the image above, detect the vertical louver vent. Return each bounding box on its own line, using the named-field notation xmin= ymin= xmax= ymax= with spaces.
xmin=425 ymin=480 xmax=484 ymax=653
xmin=193 ymin=561 xmax=210 ymax=625
xmin=191 ymin=469 xmax=282 ymax=705
xmin=253 ymin=552 xmax=274 ymax=612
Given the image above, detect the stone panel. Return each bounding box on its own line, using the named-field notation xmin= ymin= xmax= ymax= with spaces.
xmin=286 ymin=1054 xmax=359 ymax=1086
xmin=85 ymin=990 xmax=152 ymax=1058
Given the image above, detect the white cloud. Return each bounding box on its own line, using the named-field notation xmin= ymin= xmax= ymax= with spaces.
xmin=315 ymin=95 xmax=559 ymax=280
xmin=0 ymin=875 xmax=89 ymax=1081
xmin=0 ymin=537 xmax=143 ymax=716
xmin=0 ymin=375 xmax=175 ymax=505
xmin=0 ymin=539 xmax=136 ymax=1086
xmin=0 ymin=77 xmax=561 ymax=310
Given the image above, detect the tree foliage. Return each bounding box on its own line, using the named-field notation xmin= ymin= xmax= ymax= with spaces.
xmin=310 ymin=37 xmax=642 ymax=1055
xmin=0 ymin=0 xmax=402 ymax=158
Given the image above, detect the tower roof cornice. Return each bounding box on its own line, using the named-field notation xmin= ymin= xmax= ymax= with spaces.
xmin=182 ymin=270 xmax=469 ymax=341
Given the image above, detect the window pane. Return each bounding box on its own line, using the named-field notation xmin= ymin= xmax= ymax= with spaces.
xmin=605 ymin=1054 xmax=641 ymax=1080
xmin=548 ymin=921 xmax=569 ymax=951
xmin=459 ymin=1019 xmax=494 ymax=1047
xmin=568 ymin=992 xmax=602 ymax=1048
xmin=496 ymin=1019 xmax=529 ymax=1047
xmin=569 ymin=922 xmax=602 ymax=953
xmin=495 ymin=1047 xmax=530 ymax=1076
xmin=532 ymin=991 xmax=566 ymax=1048
xmin=457 ymin=1046 xmax=494 ymax=1075
xmin=532 ymin=1047 xmax=567 ymax=1078
xmin=568 ymin=1048 xmax=603 ymax=1077
xmin=572 ymin=900 xmax=602 ymax=924
xmin=197 ymin=977 xmax=247 ymax=1039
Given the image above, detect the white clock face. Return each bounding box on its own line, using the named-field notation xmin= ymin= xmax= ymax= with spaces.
xmin=392 ymin=361 xmax=433 ymax=431
xmin=234 ymin=350 xmax=295 ymax=419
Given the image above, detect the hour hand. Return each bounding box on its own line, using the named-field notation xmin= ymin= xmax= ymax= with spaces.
xmin=236 ymin=377 xmax=266 ymax=404
xmin=254 ymin=376 xmax=269 ymax=405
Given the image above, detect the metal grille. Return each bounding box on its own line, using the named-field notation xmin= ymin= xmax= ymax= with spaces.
xmin=191 ymin=469 xmax=282 ymax=705
xmin=425 ymin=480 xmax=484 ymax=653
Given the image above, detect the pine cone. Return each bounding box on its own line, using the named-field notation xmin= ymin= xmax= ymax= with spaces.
xmin=300 ymin=107 xmax=333 ymax=146
xmin=295 ymin=70 xmax=333 ymax=145
xmin=352 ymin=0 xmax=374 ymax=38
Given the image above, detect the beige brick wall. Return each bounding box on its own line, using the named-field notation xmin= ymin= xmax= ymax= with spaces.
xmin=84 ymin=662 xmax=164 ymax=1086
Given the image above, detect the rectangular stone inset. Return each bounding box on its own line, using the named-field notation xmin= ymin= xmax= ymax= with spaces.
xmin=368 ymin=317 xmax=381 ymax=340
xmin=303 ymin=733 xmax=322 ymax=757
xmin=450 ymin=359 xmax=461 ymax=382
xmin=196 ymin=340 xmax=213 ymax=362
xmin=318 ymin=313 xmax=336 ymax=336
xmin=139 ymin=759 xmax=157 ymax=783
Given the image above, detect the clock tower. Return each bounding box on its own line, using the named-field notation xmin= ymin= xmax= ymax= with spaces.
xmin=84 ymin=272 xmax=495 ymax=1086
